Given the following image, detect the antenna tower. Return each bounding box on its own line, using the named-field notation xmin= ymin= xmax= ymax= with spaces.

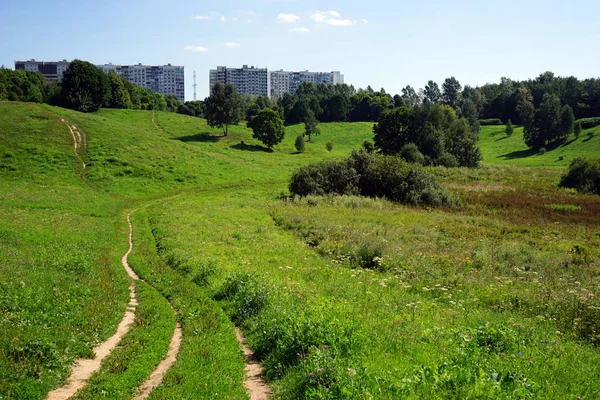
xmin=193 ymin=71 xmax=197 ymax=101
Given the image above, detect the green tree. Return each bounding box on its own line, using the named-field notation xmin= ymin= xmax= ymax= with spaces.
xmin=60 ymin=60 xmax=109 ymax=112
xmin=248 ymin=108 xmax=285 ymax=150
xmin=104 ymin=71 xmax=132 ymax=109
xmin=424 ymin=80 xmax=442 ymax=104
xmin=505 ymin=119 xmax=514 ymax=136
xmin=442 ymin=77 xmax=462 ymax=108
xmin=205 ymin=83 xmax=242 ymax=136
xmin=516 ymin=87 xmax=536 ymax=145
xmin=574 ymin=121 xmax=582 ymax=138
xmin=560 ymin=105 xmax=575 ymax=138
xmin=303 ymin=110 xmax=321 ymax=142
xmin=294 ymin=135 xmax=305 ymax=153
xmin=530 ymin=93 xmax=562 ymax=148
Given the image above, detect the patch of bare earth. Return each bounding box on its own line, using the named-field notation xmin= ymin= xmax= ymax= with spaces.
xmin=235 ymin=328 xmax=271 ymax=400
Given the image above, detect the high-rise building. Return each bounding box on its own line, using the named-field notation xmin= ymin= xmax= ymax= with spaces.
xmin=14 ymin=59 xmax=70 ymax=81
xmin=98 ymin=63 xmax=185 ymax=103
xmin=272 ymin=70 xmax=344 ymax=99
xmin=209 ymin=65 xmax=270 ymax=97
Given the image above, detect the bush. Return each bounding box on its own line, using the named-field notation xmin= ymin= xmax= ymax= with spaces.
xmin=294 ymin=135 xmax=305 ymax=153
xmin=437 ymin=152 xmax=459 ymax=168
xmin=574 ymin=121 xmax=582 ymax=138
xmin=576 ymin=117 xmax=600 ymax=130
xmin=289 ymin=159 xmax=359 ymax=197
xmin=399 ymin=143 xmax=424 ymax=164
xmin=505 ymin=119 xmax=514 ymax=136
xmin=325 ymin=141 xmax=334 ymax=152
xmin=538 ymin=147 xmax=547 ymax=155
xmin=213 ymin=272 xmax=269 ymax=323
xmin=479 ymin=118 xmax=503 ymax=125
xmin=289 ymin=151 xmax=461 ymax=207
xmin=559 ymin=158 xmax=600 ymax=195
xmin=362 ymin=140 xmax=375 ymax=153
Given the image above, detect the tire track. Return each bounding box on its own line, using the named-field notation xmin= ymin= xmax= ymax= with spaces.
xmin=235 ymin=328 xmax=271 ymax=400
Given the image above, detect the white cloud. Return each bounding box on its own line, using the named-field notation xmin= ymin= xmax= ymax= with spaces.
xmin=220 ymin=15 xmax=226 ymax=23
xmin=236 ymin=9 xmax=255 ymax=16
xmin=192 ymin=15 xmax=209 ymax=20
xmin=327 ymin=10 xmax=340 ymax=17
xmin=184 ymin=46 xmax=208 ymax=52
xmin=311 ymin=12 xmax=326 ymax=22
xmin=232 ymin=16 xmax=239 ymax=21
xmin=277 ymin=13 xmax=301 ymax=23
xmin=327 ymin=18 xmax=353 ymax=26
xmin=289 ymin=27 xmax=309 ymax=33
xmin=225 ymin=42 xmax=241 ymax=47
xmin=361 ymin=19 xmax=368 ymax=24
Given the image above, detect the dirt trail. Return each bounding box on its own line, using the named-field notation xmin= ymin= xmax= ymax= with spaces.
xmin=235 ymin=328 xmax=271 ymax=400
xmin=46 ymin=213 xmax=139 ymax=400
xmin=151 ymin=112 xmax=166 ymax=133
xmin=60 ymin=118 xmax=87 ymax=169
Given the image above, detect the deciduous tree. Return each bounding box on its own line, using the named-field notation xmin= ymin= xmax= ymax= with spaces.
xmin=248 ymin=108 xmax=285 ymax=150
xmin=204 ymin=82 xmax=242 ymax=136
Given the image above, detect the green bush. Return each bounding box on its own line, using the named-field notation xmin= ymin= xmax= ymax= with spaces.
xmin=575 ymin=117 xmax=600 ymax=130
xmin=438 ymin=152 xmax=459 ymax=168
xmin=479 ymin=118 xmax=503 ymax=125
xmin=574 ymin=121 xmax=582 ymax=138
xmin=294 ymin=135 xmax=305 ymax=153
xmin=288 ymin=159 xmax=359 ymax=197
xmin=325 ymin=141 xmax=334 ymax=152
xmin=213 ymin=272 xmax=269 ymax=323
xmin=399 ymin=143 xmax=425 ymax=164
xmin=362 ymin=140 xmax=375 ymax=153
xmin=559 ymin=158 xmax=600 ymax=195
xmin=289 ymin=151 xmax=461 ymax=207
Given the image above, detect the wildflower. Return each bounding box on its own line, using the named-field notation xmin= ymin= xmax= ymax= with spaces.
xmin=409 ymin=357 xmax=414 ymax=361
xmin=384 ymin=353 xmax=388 ymax=357
xmin=518 ymin=351 xmax=522 ymax=357
xmin=324 ymin=345 xmax=329 ymax=349
xmin=317 ymin=368 xmax=323 ymax=373
xmin=348 ymin=368 xmax=357 ymax=376
xmin=309 ymin=372 xmax=313 ymax=376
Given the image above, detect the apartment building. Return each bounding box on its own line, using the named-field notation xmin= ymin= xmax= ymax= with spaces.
xmin=14 ymin=59 xmax=70 ymax=81
xmin=98 ymin=63 xmax=185 ymax=103
xmin=274 ymin=70 xmax=344 ymax=99
xmin=209 ymin=65 xmax=270 ymax=97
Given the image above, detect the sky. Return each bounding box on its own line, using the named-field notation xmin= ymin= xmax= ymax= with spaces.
xmin=1 ymin=0 xmax=599 ymax=102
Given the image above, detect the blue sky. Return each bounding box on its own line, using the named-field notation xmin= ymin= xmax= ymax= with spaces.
xmin=1 ymin=0 xmax=599 ymax=101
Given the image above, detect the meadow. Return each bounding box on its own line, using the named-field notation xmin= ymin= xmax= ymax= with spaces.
xmin=0 ymin=100 xmax=599 ymax=399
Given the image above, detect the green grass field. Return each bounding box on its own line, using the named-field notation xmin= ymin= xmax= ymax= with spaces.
xmin=1 ymin=100 xmax=599 ymax=399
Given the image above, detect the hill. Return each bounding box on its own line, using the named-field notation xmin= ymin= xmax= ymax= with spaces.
xmin=1 ymin=101 xmax=599 ymax=399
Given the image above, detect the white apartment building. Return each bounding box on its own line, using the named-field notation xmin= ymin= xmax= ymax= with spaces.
xmin=209 ymin=65 xmax=270 ymax=97
xmin=98 ymin=63 xmax=185 ymax=103
xmin=273 ymin=70 xmax=344 ymax=99
xmin=209 ymin=65 xmax=344 ymax=99
xmin=14 ymin=59 xmax=70 ymax=81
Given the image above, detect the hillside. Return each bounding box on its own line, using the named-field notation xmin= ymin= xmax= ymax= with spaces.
xmin=1 ymin=101 xmax=600 ymax=399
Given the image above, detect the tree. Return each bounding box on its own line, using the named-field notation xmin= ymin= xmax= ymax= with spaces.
xmin=205 ymin=82 xmax=242 ymax=136
xmin=560 ymin=105 xmax=575 ymax=138
xmin=574 ymin=121 xmax=582 ymax=138
xmin=104 ymin=71 xmax=132 ymax=109
xmin=442 ymin=77 xmax=462 ymax=108
xmin=294 ymin=135 xmax=305 ymax=153
xmin=401 ymin=85 xmax=420 ymax=107
xmin=516 ymin=87 xmax=536 ymax=144
xmin=530 ymin=93 xmax=562 ymax=148
xmin=60 ymin=60 xmax=109 ymax=112
xmin=248 ymin=108 xmax=285 ymax=150
xmin=303 ymin=110 xmax=321 ymax=142
xmin=424 ymin=80 xmax=442 ymax=104
xmin=505 ymin=119 xmax=514 ymax=136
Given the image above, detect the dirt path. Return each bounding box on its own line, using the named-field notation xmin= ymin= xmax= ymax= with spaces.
xmin=60 ymin=118 xmax=87 ymax=169
xmin=151 ymin=112 xmax=166 ymax=133
xmin=235 ymin=328 xmax=271 ymax=400
xmin=46 ymin=214 xmax=139 ymax=400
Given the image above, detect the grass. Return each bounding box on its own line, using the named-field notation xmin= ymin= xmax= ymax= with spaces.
xmin=479 ymin=125 xmax=600 ymax=167
xmin=1 ymin=99 xmax=600 ymax=398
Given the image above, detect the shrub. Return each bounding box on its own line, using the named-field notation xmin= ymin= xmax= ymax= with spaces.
xmin=191 ymin=260 xmax=216 ymax=287
xmin=325 ymin=141 xmax=334 ymax=152
xmin=213 ymin=272 xmax=269 ymax=323
xmin=538 ymin=147 xmax=547 ymax=155
xmin=589 ymin=131 xmax=597 ymax=139
xmin=353 ymin=240 xmax=384 ymax=270
xmin=437 ymin=152 xmax=459 ymax=168
xmin=505 ymin=119 xmax=514 ymax=136
xmin=576 ymin=117 xmax=600 ymax=130
xmin=399 ymin=143 xmax=424 ymax=164
xmin=362 ymin=140 xmax=375 ymax=153
xmin=288 ymin=159 xmax=359 ymax=197
xmin=479 ymin=118 xmax=503 ymax=125
xmin=559 ymin=158 xmax=600 ymax=195
xmin=574 ymin=121 xmax=582 ymax=138
xmin=289 ymin=151 xmax=461 ymax=207
xmin=294 ymin=135 xmax=305 ymax=153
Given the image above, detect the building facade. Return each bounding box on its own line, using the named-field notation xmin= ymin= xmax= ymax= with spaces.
xmin=273 ymin=70 xmax=344 ymax=99
xmin=14 ymin=59 xmax=70 ymax=81
xmin=98 ymin=63 xmax=185 ymax=103
xmin=209 ymin=65 xmax=270 ymax=97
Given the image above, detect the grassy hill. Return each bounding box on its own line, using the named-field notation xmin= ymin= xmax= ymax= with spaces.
xmin=1 ymin=100 xmax=600 ymax=399
xmin=479 ymin=124 xmax=600 ymax=167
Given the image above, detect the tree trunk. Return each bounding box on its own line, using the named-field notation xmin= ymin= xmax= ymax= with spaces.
xmin=224 ymin=124 xmax=228 ymax=136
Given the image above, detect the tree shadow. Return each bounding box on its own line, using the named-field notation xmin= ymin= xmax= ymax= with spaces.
xmin=499 ymin=148 xmax=536 ymax=160
xmin=230 ymin=142 xmax=271 ymax=152
xmin=173 ymin=132 xmax=220 ymax=143
xmin=495 ymin=135 xmax=510 ymax=142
